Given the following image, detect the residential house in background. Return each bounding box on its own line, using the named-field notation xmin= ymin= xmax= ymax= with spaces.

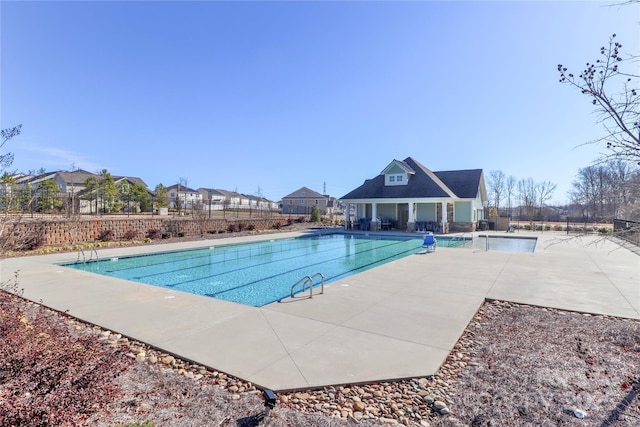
xmin=197 ymin=188 xmax=227 ymax=210
xmin=281 ymin=187 xmax=335 ymax=216
xmin=218 ymin=189 xmax=250 ymax=209
xmin=250 ymin=195 xmax=279 ymax=212
xmin=166 ymin=184 xmax=203 ymax=210
xmin=6 ymin=169 xmax=150 ymax=214
xmin=10 ymin=169 xmax=95 ymax=195
xmin=340 ymin=157 xmax=487 ymax=233
xmin=197 ymin=188 xmax=279 ymax=212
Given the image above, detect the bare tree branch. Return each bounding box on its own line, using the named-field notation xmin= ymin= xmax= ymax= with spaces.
xmin=558 ymin=34 xmax=640 ymax=164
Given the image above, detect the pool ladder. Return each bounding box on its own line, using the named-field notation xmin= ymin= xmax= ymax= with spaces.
xmin=77 ymin=246 xmax=99 ymax=263
xmin=450 ymin=233 xmax=473 ymax=247
xmin=290 ymin=273 xmax=325 ymax=299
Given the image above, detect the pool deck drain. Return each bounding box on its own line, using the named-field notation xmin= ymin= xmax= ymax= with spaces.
xmin=2 ymin=231 xmax=638 ymax=391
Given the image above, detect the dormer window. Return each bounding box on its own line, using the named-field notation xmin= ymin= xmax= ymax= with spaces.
xmin=382 ymin=160 xmax=414 ymax=186
xmin=385 ymin=173 xmax=406 ymax=186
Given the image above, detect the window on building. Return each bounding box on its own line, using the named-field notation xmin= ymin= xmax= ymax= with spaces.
xmin=397 ymin=175 xmax=403 ymax=182
xmin=300 ymin=200 xmax=305 ymax=205
xmin=389 ymin=176 xmax=395 ymax=182
xmin=315 ymin=199 xmax=318 ymax=205
xmin=289 ymin=200 xmax=293 ymax=205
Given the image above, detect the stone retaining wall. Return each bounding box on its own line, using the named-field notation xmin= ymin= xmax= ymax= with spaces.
xmin=6 ymin=217 xmax=286 ymax=246
xmin=447 ymin=222 xmax=474 ymax=233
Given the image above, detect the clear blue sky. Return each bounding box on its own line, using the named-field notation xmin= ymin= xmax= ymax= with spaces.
xmin=2 ymin=1 xmax=638 ymax=204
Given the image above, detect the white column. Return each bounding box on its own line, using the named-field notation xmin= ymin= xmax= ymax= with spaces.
xmin=370 ymin=202 xmax=380 ymax=230
xmin=441 ymin=201 xmax=448 ymax=229
xmin=345 ymin=203 xmax=351 ymax=229
xmin=408 ymin=202 xmax=415 ymax=223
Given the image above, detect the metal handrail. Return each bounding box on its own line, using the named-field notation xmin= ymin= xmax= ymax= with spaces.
xmin=309 ymin=272 xmax=325 ymax=298
xmin=91 ymin=247 xmax=99 ymax=260
xmin=450 ymin=233 xmax=472 ymax=247
xmin=78 ymin=248 xmax=86 ymax=262
xmin=290 ymin=276 xmax=312 ymax=298
xmin=290 ymin=273 xmax=325 ymax=299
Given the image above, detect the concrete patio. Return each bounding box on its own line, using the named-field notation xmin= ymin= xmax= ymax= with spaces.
xmin=1 ymin=231 xmax=638 ymax=391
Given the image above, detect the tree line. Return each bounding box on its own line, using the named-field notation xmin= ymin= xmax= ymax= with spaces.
xmin=485 ymin=170 xmax=556 ymax=222
xmin=569 ymin=160 xmax=640 ymax=221
xmin=486 ymin=159 xmax=640 ymax=223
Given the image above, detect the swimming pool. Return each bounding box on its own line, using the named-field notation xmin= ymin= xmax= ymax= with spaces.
xmin=63 ymin=234 xmax=425 ymax=307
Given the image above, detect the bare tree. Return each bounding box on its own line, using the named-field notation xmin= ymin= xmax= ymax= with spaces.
xmin=0 ymin=125 xmax=41 ymax=253
xmin=571 ymin=160 xmax=640 ymax=220
xmin=517 ymin=178 xmax=537 ymax=224
xmin=607 ymin=159 xmax=639 ymax=219
xmin=506 ymin=175 xmax=516 ymax=219
xmin=558 ymin=34 xmax=640 ymax=163
xmin=487 ymin=170 xmax=506 ymax=216
xmin=0 ymin=125 xmax=21 ymax=172
xmin=536 ymin=181 xmax=557 ymax=231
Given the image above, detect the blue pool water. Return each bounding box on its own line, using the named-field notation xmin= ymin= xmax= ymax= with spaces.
xmin=63 ymin=234 xmax=425 ymax=307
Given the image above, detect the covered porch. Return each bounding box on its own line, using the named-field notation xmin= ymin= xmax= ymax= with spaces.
xmin=343 ymin=199 xmax=484 ymax=234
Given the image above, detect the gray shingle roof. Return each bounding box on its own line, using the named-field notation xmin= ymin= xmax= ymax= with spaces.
xmin=282 ymin=186 xmax=325 ymax=199
xmin=341 ymin=157 xmax=482 ymax=200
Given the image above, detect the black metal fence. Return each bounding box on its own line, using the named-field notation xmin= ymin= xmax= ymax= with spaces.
xmin=0 ymin=189 xmax=279 ymax=219
xmin=613 ymin=219 xmax=640 ymax=246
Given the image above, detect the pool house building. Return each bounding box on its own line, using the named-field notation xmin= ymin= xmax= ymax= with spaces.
xmin=340 ymin=157 xmax=487 ymax=233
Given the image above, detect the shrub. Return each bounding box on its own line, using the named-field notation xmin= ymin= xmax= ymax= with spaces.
xmin=123 ymin=229 xmax=138 ymax=240
xmin=147 ymin=228 xmax=162 ymax=239
xmin=162 ymin=232 xmax=172 ymax=239
xmin=553 ymin=224 xmax=564 ymax=231
xmin=177 ymin=232 xmax=185 ymax=237
xmin=296 ymin=216 xmax=306 ymax=223
xmin=98 ymin=229 xmax=114 ymax=242
xmin=246 ymin=223 xmax=256 ymax=231
xmin=287 ymin=218 xmax=294 ymax=226
xmin=544 ymin=225 xmax=551 ymax=231
xmin=227 ymin=223 xmax=238 ymax=233
xmin=310 ymin=204 xmax=321 ymax=222
xmin=0 ymin=292 xmax=131 ymax=425
xmin=598 ymin=227 xmax=611 ymax=234
xmin=1 ymin=225 xmax=46 ymax=252
xmin=20 ymin=229 xmax=45 ymax=251
xmin=237 ymin=222 xmax=247 ymax=232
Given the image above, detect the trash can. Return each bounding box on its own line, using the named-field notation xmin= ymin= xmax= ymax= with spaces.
xmin=479 ymin=220 xmax=488 ymax=231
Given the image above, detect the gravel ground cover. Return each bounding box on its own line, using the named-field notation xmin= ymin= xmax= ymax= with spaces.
xmin=1 ymin=288 xmax=638 ymax=426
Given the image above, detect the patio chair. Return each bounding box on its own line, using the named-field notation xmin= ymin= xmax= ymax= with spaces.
xmin=422 ymin=232 xmax=437 ymax=253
